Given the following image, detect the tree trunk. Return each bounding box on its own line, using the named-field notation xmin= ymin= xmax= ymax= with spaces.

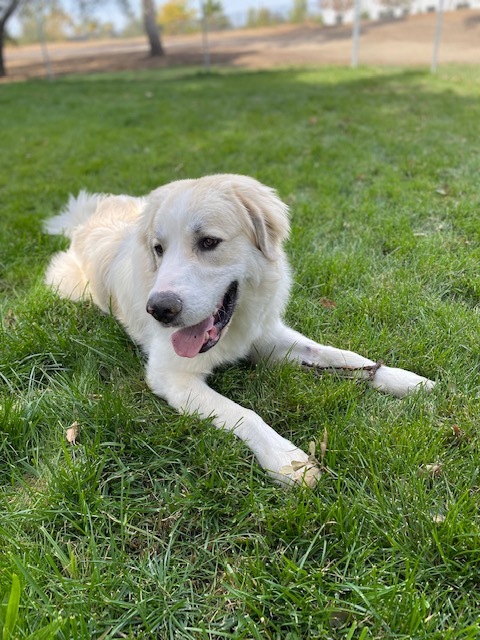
xmin=142 ymin=0 xmax=163 ymax=57
xmin=0 ymin=26 xmax=6 ymax=77
xmin=0 ymin=0 xmax=21 ymax=77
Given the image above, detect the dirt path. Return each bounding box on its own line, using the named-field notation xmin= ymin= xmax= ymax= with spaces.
xmin=3 ymin=9 xmax=480 ymax=82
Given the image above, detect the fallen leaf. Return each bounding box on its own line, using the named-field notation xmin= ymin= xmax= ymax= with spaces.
xmin=418 ymin=462 xmax=443 ymax=477
xmin=279 ymin=459 xmax=321 ymax=488
xmin=279 ymin=464 xmax=295 ymax=475
xmin=329 ymin=610 xmax=350 ymax=629
xmin=320 ymin=428 xmax=328 ymax=464
xmin=291 ymin=460 xmax=307 ymax=472
xmin=303 ymin=465 xmax=321 ymax=488
xmin=451 ymin=424 xmax=464 ymax=439
xmin=320 ymin=297 xmax=336 ymax=309
xmin=4 ymin=309 xmax=16 ymax=327
xmin=66 ymin=421 xmax=79 ymax=444
xmin=431 ymin=513 xmax=446 ymax=523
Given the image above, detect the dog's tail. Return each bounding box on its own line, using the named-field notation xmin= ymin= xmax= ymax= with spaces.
xmin=44 ymin=190 xmax=105 ymax=238
xmin=44 ymin=250 xmax=90 ymax=302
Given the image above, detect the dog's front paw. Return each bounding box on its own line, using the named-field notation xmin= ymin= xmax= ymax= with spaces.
xmin=277 ymin=460 xmax=321 ymax=488
xmin=372 ymin=366 xmax=435 ymax=398
xmin=268 ymin=445 xmax=321 ymax=488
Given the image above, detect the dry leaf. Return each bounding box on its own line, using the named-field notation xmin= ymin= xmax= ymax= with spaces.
xmin=320 ymin=297 xmax=336 ymax=309
xmin=279 ymin=459 xmax=321 ymax=488
xmin=418 ymin=462 xmax=443 ymax=477
xmin=320 ymin=428 xmax=328 ymax=464
xmin=451 ymin=424 xmax=464 ymax=439
xmin=4 ymin=309 xmax=16 ymax=327
xmin=291 ymin=460 xmax=307 ymax=472
xmin=66 ymin=421 xmax=79 ymax=444
xmin=279 ymin=465 xmax=293 ymax=477
xmin=431 ymin=513 xmax=446 ymax=523
xmin=303 ymin=465 xmax=321 ymax=488
xmin=329 ymin=610 xmax=350 ymax=630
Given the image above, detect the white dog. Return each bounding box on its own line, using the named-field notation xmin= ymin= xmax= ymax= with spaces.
xmin=45 ymin=174 xmax=434 ymax=486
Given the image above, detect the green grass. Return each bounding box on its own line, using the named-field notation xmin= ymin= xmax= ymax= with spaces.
xmin=1 ymin=64 xmax=480 ymax=639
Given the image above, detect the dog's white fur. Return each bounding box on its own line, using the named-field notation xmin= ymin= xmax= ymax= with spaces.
xmin=45 ymin=174 xmax=434 ymax=486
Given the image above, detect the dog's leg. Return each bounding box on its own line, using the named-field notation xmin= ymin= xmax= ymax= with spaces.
xmin=252 ymin=321 xmax=435 ymax=398
xmin=146 ymin=366 xmax=320 ymax=487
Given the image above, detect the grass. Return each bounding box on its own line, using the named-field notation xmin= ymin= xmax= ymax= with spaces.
xmin=1 ymin=63 xmax=480 ymax=638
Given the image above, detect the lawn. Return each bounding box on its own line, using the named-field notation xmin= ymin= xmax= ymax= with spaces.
xmin=1 ymin=65 xmax=480 ymax=639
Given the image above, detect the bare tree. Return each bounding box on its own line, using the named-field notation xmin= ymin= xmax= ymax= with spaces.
xmin=0 ymin=0 xmax=22 ymax=76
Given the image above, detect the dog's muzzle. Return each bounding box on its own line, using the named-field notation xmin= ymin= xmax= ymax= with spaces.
xmin=146 ymin=281 xmax=238 ymax=358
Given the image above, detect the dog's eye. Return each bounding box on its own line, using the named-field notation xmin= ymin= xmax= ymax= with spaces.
xmin=200 ymin=237 xmax=221 ymax=251
xmin=154 ymin=244 xmax=164 ymax=257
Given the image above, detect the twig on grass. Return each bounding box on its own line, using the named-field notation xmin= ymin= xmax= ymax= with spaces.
xmin=301 ymin=359 xmax=384 ymax=382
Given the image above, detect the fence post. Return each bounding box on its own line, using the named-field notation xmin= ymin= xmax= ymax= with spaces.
xmin=200 ymin=1 xmax=211 ymax=71
xmin=351 ymin=0 xmax=361 ymax=68
xmin=36 ymin=5 xmax=54 ymax=80
xmin=431 ymin=0 xmax=444 ymax=72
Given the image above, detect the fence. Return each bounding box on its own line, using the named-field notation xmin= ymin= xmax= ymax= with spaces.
xmin=4 ymin=0 xmax=480 ymax=80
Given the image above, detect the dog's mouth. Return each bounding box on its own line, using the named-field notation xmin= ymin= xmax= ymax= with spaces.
xmin=171 ymin=281 xmax=238 ymax=358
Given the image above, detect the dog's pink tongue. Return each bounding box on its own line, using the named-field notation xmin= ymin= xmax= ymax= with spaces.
xmin=171 ymin=316 xmax=214 ymax=358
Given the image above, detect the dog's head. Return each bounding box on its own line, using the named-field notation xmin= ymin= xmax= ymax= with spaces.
xmin=139 ymin=174 xmax=290 ymax=358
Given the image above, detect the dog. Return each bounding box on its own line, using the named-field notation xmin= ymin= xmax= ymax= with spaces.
xmin=44 ymin=174 xmax=434 ymax=486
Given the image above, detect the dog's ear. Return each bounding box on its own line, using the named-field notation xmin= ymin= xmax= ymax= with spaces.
xmin=232 ymin=178 xmax=290 ymax=261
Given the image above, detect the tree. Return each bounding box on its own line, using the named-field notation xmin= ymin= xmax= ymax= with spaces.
xmin=289 ymin=0 xmax=308 ymax=23
xmin=142 ymin=0 xmax=163 ymax=55
xmin=18 ymin=0 xmax=73 ymax=43
xmin=202 ymin=0 xmax=229 ymax=30
xmin=0 ymin=0 xmax=165 ymax=77
xmin=116 ymin=0 xmax=142 ymax=37
xmin=157 ymin=0 xmax=197 ymax=36
xmin=203 ymin=0 xmax=221 ymax=13
xmin=246 ymin=7 xmax=283 ymax=29
xmin=0 ymin=0 xmax=22 ymax=77
xmin=70 ymin=0 xmax=164 ymax=56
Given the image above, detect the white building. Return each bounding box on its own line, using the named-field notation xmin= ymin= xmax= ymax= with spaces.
xmin=318 ymin=0 xmax=480 ymax=25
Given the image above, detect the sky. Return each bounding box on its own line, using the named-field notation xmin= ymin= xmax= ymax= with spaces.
xmin=88 ymin=0 xmax=320 ymax=27
xmin=9 ymin=0 xmax=321 ymax=36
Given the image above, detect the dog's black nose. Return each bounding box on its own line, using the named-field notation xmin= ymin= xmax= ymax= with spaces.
xmin=146 ymin=292 xmax=183 ymax=325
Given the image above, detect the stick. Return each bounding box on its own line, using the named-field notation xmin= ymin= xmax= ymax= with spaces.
xmin=301 ymin=359 xmax=384 ymax=381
